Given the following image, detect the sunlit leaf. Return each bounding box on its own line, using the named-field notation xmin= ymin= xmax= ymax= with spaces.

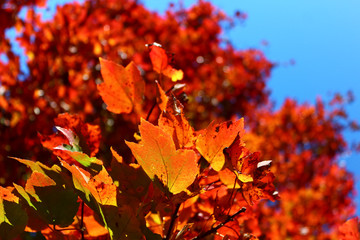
xmin=158 ymin=93 xmax=195 ymax=149
xmin=126 ymin=118 xmax=198 ymax=194
xmin=98 ymin=58 xmax=145 ymax=114
xmin=196 ymin=119 xmax=244 ymax=171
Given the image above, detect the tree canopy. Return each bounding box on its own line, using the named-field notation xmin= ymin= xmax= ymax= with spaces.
xmin=0 ymin=0 xmax=358 ymax=239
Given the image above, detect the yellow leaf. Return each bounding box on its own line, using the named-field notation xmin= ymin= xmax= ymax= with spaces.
xmin=235 ymin=172 xmax=253 ymax=183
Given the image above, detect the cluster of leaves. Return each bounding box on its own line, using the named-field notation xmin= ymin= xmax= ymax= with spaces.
xmin=0 ymin=0 xmax=358 ymax=239
xmin=1 ymin=46 xmax=278 ymax=239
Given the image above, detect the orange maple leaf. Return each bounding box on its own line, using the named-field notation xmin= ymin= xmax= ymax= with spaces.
xmin=61 ymin=160 xmax=117 ymax=206
xmin=126 ymin=118 xmax=198 ymax=194
xmin=196 ymin=119 xmax=244 ymax=171
xmin=98 ymin=58 xmax=145 ymax=114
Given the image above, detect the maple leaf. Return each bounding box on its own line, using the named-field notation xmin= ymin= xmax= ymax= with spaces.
xmin=39 ymin=113 xmax=103 ymax=170
xmin=196 ymin=119 xmax=244 ymax=171
xmin=54 ymin=113 xmax=101 ymax=156
xmin=11 ymin=159 xmax=79 ymax=227
xmin=110 ymin=147 xmax=151 ymax=199
xmin=60 ymin=160 xmax=117 ymax=207
xmin=148 ymin=43 xmax=184 ymax=82
xmin=61 ymin=160 xmax=143 ymax=240
xmin=208 ymin=132 xmax=277 ymax=205
xmin=220 ymin=138 xmax=260 ymax=185
xmin=40 ymin=113 xmax=102 ymax=168
xmin=98 ymin=58 xmax=145 ymax=114
xmin=241 ymin=169 xmax=278 ymax=205
xmin=53 ymin=128 xmax=103 ymax=170
xmin=24 ymin=171 xmax=57 ymax=201
xmin=126 ymin=118 xmax=199 ymax=194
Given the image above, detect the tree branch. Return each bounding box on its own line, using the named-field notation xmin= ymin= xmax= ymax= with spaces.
xmin=145 ymin=100 xmax=157 ymax=121
xmin=164 ymin=203 xmax=181 ymax=240
xmin=191 ymin=207 xmax=246 ymax=240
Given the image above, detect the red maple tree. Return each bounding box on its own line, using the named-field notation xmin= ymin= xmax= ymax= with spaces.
xmin=0 ymin=0 xmax=358 ymax=239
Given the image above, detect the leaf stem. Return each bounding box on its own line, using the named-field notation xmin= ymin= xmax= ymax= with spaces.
xmin=164 ymin=203 xmax=181 ymax=240
xmin=191 ymin=207 xmax=246 ymax=240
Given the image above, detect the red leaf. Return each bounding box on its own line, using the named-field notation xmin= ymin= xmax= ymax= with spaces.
xmin=40 ymin=113 xmax=101 ymax=167
xmin=148 ymin=43 xmax=169 ymax=73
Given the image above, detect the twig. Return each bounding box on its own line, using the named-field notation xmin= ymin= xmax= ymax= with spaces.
xmin=80 ymin=201 xmax=85 ymax=240
xmin=146 ymin=101 xmax=157 ymax=121
xmin=191 ymin=207 xmax=246 ymax=240
xmin=164 ymin=203 xmax=181 ymax=240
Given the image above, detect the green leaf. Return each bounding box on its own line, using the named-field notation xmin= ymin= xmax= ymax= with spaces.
xmin=63 ymin=151 xmax=103 ymax=171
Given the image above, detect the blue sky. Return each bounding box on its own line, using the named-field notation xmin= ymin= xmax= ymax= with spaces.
xmin=7 ymin=0 xmax=360 ymax=215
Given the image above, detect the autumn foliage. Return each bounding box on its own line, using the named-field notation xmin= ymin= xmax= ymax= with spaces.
xmin=0 ymin=0 xmax=358 ymax=239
